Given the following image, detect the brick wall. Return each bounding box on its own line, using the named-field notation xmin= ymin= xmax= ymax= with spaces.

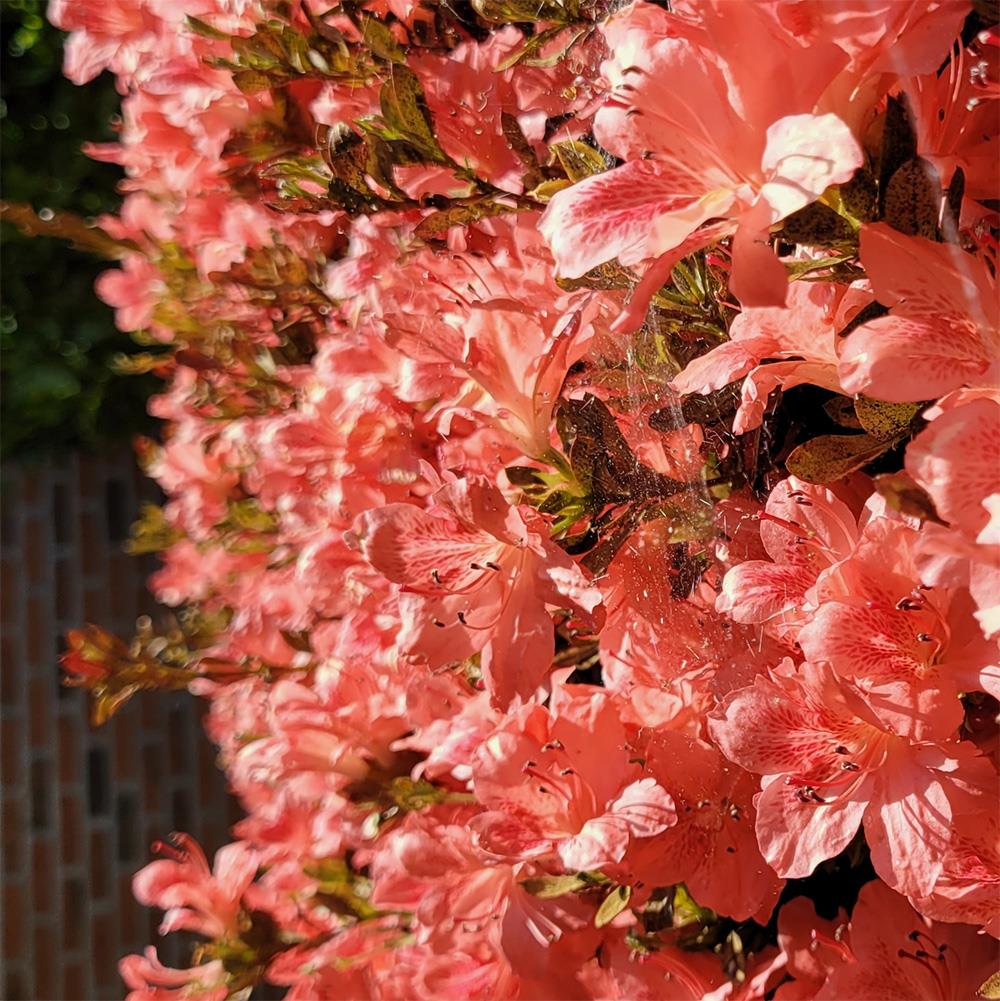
xmin=1 ymin=450 xmax=239 ymax=1001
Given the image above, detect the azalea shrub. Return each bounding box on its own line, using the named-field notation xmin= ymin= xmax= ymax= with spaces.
xmin=34 ymin=0 xmax=1000 ymax=998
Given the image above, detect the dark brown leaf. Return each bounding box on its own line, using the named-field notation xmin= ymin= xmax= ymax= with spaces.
xmin=884 ymin=158 xmax=942 ymax=239
xmin=786 ymin=433 xmax=890 ymax=483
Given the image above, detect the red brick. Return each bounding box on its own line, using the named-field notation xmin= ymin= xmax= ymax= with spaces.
xmin=61 ymin=960 xmax=88 ymax=1001
xmin=54 ymin=557 xmax=74 ymax=621
xmin=1 ymin=717 xmax=24 ymax=787
xmin=0 ymin=629 xmax=21 ymax=708
xmin=77 ymin=456 xmax=102 ymax=498
xmin=82 ymin=585 xmax=105 ymax=623
xmin=23 ymin=517 xmax=46 ymax=588
xmin=196 ymin=730 xmax=214 ymax=797
xmin=113 ymin=708 xmax=138 ymax=782
xmin=30 ymin=758 xmax=52 ymax=830
xmin=2 ymin=797 xmax=25 ymax=876
xmin=109 ymin=555 xmax=133 ymax=620
xmin=58 ymin=714 xmax=80 ymax=784
xmin=140 ymin=692 xmax=161 ymax=730
xmin=3 ymin=882 xmax=26 ymax=956
xmin=1 ymin=471 xmax=20 ymax=540
xmin=118 ymin=874 xmax=139 ymax=939
xmin=1 ymin=557 xmax=19 ymax=626
xmin=92 ymin=911 xmax=116 ymax=992
xmin=79 ymin=511 xmax=104 ymax=581
xmin=32 ymin=838 xmax=56 ymax=914
xmin=33 ymin=924 xmax=61 ymax=1000
xmin=52 ymin=481 xmax=73 ymax=546
xmin=89 ymin=830 xmax=110 ymax=901
xmin=25 ymin=595 xmax=48 ymax=666
xmin=60 ymin=793 xmax=82 ymax=866
xmin=62 ymin=876 xmax=86 ymax=950
xmin=141 ymin=745 xmax=162 ymax=811
xmin=21 ymin=472 xmax=43 ymax=506
xmin=29 ymin=678 xmax=50 ymax=749
xmin=167 ymin=706 xmax=190 ymax=776
xmin=4 ymin=966 xmax=28 ymax=1001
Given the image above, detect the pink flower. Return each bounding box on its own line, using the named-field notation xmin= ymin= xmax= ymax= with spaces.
xmin=630 ymin=731 xmax=785 ymax=923
xmin=908 ymin=784 xmax=1000 ymax=937
xmin=96 ymin=254 xmax=166 ymax=333
xmin=710 ymin=660 xmax=993 ymax=898
xmin=540 ymin=1 xmax=862 ymax=307
xmin=839 ymin=224 xmax=999 ymax=401
xmin=903 ymin=39 xmax=1000 ymax=201
xmin=814 ymin=880 xmax=999 ymax=999
xmin=671 ymin=281 xmax=857 ymax=433
xmin=770 ymin=896 xmax=852 ymax=1000
xmin=119 ymin=948 xmax=227 ymax=1001
xmin=470 ymin=685 xmax=675 ymax=872
xmin=716 ymin=477 xmax=860 ymax=638
xmin=132 ymin=834 xmax=259 ymax=940
xmin=798 ymin=515 xmax=999 ymax=739
xmin=370 ymin=807 xmax=591 ymax=969
xmin=907 ymin=396 xmax=1000 ymax=543
xmin=579 ymin=929 xmax=729 ymax=1001
xmin=411 ymin=27 xmax=581 ymax=195
xmin=356 ymin=476 xmax=601 ymax=706
xmin=907 ymin=396 xmax=1000 ymax=639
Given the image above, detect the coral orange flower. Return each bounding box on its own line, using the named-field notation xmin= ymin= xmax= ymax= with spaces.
xmin=540 ymin=1 xmax=862 ymax=308
xmin=710 ymin=660 xmax=994 ymax=898
xmin=839 ymin=224 xmax=999 ymax=401
xmin=356 ymin=476 xmax=601 ymax=706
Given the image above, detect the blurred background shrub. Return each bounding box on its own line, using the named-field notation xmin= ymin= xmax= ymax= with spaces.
xmin=1 ymin=0 xmax=155 ymax=459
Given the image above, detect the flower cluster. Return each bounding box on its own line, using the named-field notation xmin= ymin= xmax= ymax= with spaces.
xmin=45 ymin=0 xmax=999 ymax=998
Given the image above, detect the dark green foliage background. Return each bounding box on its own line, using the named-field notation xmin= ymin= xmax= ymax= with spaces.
xmin=1 ymin=0 xmax=154 ymax=458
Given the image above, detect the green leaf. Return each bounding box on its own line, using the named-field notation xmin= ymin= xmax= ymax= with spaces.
xmin=496 ymin=23 xmax=566 ymax=70
xmin=853 ymin=396 xmax=921 ymax=441
xmin=388 ymin=776 xmax=447 ymax=811
xmin=228 ymin=498 xmax=279 ymax=533
xmin=232 ymin=68 xmax=277 ymax=93
xmin=558 ymin=394 xmax=686 ymax=503
xmin=521 ymin=874 xmax=588 ymax=898
xmin=552 ymin=140 xmax=609 ymax=181
xmin=505 ymin=465 xmax=548 ymax=490
xmin=873 ymin=472 xmax=944 ymax=524
xmin=520 ymin=25 xmax=590 ymax=69
xmin=500 ymin=112 xmax=543 ymax=188
xmin=837 ymin=167 xmax=877 ymax=223
xmin=379 ymin=67 xmax=449 ymax=165
xmin=528 ymin=178 xmax=572 ymax=202
xmin=471 ymin=0 xmax=574 ymax=24
xmin=279 ymin=629 xmax=313 ymax=653
xmin=595 ymin=885 xmax=632 ymax=928
xmin=838 ymin=299 xmax=889 ymax=337
xmin=672 ymin=884 xmax=715 ymax=927
xmin=126 ymin=504 xmax=183 ymax=555
xmin=185 ymin=15 xmax=230 ymax=40
xmin=978 ymin=971 xmax=1000 ymax=1000
xmin=786 ymin=433 xmax=890 ymax=483
xmin=357 ymin=13 xmax=406 ymax=64
xmin=785 ymin=253 xmax=859 ymax=280
xmin=415 ymin=199 xmax=522 ymax=240
xmin=554 ymin=260 xmax=634 ymax=292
